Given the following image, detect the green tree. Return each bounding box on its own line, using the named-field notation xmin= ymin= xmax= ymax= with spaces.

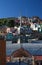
xmin=7 ymin=20 xmax=15 ymax=27
xmin=0 ymin=22 xmax=3 ymax=26
xmin=3 ymin=20 xmax=7 ymax=25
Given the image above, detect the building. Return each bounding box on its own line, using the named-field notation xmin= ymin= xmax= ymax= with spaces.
xmin=0 ymin=26 xmax=7 ymax=36
xmin=34 ymin=56 xmax=42 ymax=65
xmin=6 ymin=44 xmax=42 ymax=65
xmin=6 ymin=56 xmax=11 ymax=62
xmin=0 ymin=37 xmax=6 ymax=65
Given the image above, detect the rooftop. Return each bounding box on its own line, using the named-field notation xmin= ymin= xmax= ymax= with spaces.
xmin=6 ymin=43 xmax=42 ymax=56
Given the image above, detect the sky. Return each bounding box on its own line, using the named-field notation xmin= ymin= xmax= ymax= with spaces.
xmin=0 ymin=0 xmax=42 ymax=18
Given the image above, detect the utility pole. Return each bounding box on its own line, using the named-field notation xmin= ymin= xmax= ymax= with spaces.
xmin=19 ymin=16 xmax=22 ymax=27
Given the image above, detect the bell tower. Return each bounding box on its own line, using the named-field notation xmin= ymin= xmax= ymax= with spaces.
xmin=0 ymin=36 xmax=6 ymax=65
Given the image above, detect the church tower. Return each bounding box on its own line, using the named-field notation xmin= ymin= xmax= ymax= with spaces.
xmin=0 ymin=36 xmax=6 ymax=65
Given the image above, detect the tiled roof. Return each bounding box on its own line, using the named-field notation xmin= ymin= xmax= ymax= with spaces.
xmin=34 ymin=56 xmax=42 ymax=60
xmin=23 ymin=44 xmax=42 ymax=56
xmin=6 ymin=43 xmax=42 ymax=56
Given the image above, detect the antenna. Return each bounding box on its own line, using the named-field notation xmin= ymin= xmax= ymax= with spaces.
xmin=20 ymin=16 xmax=22 ymax=27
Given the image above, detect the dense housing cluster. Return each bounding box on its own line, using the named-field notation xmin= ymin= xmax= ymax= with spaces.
xmin=0 ymin=16 xmax=42 ymax=65
xmin=0 ymin=16 xmax=42 ymax=43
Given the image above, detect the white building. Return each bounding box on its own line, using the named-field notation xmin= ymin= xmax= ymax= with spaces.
xmin=30 ymin=23 xmax=41 ymax=32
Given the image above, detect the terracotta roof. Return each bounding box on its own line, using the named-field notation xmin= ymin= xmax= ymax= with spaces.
xmin=34 ymin=56 xmax=42 ymax=60
xmin=11 ymin=48 xmax=32 ymax=57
